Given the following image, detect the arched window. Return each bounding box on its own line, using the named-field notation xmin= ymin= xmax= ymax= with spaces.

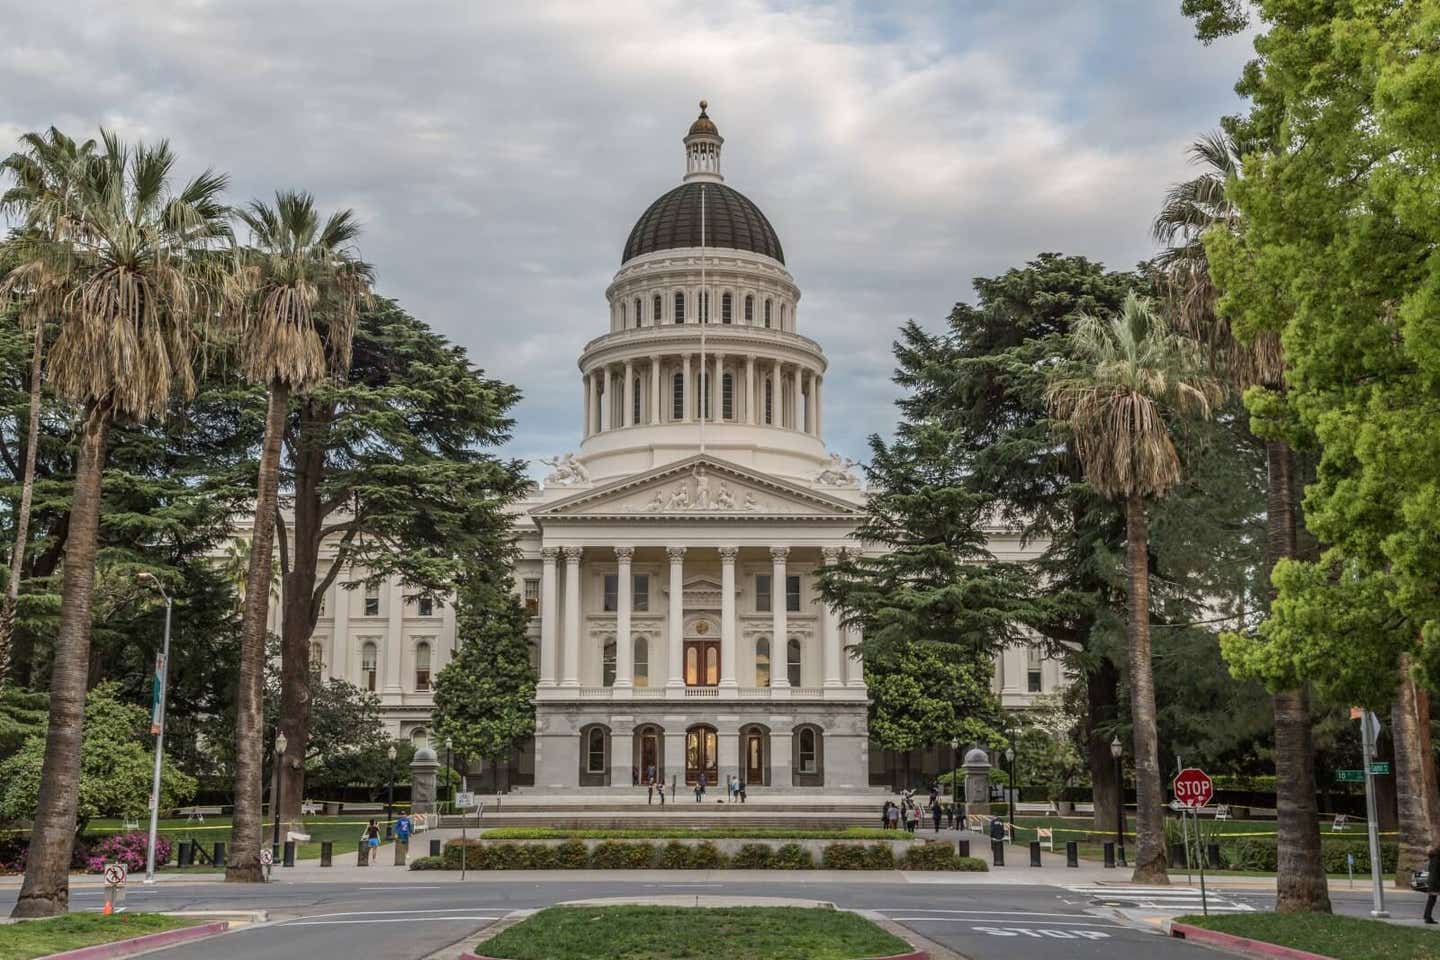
xmin=780 ymin=303 xmax=787 ymax=329
xmin=744 ymin=294 xmax=754 ymax=324
xmin=721 ymin=292 xmax=732 ymax=324
xmin=309 ymin=642 xmax=323 ymax=673
xmin=653 ymin=293 xmax=663 ymax=324
xmin=632 ymin=378 xmax=642 ymax=425
xmin=634 ymin=637 xmax=649 ymax=687
xmin=798 ymin=728 xmax=817 ymax=773
xmin=415 ymin=641 xmax=431 ymax=691
xmin=764 ymin=379 xmax=774 ymax=425
xmin=672 ymin=372 xmax=684 ymax=420
xmin=620 ymin=301 xmax=626 ymax=328
xmin=764 ymin=299 xmax=772 ymax=328
xmin=674 ymin=291 xmax=686 ymax=323
xmin=603 ymin=640 xmax=617 ymax=687
xmin=722 ymin=372 xmax=733 ymax=420
xmin=587 ymin=727 xmax=606 ymax=774
xmin=634 ymin=297 xmax=642 ymax=327
xmin=755 ymin=638 xmax=770 ymax=688
xmin=361 ymin=642 xmax=377 ymax=692
xmin=410 ymin=727 xmax=428 ymax=749
xmin=787 ymin=638 xmax=802 ymax=687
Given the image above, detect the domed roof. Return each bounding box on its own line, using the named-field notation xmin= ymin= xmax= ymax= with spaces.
xmin=622 ymin=182 xmax=785 ymax=265
xmin=963 ymin=746 xmax=991 ymax=766
xmin=689 ymin=100 xmax=719 ymax=137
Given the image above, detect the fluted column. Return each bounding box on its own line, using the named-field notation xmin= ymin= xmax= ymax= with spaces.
xmin=821 ymin=547 xmax=843 ymax=687
xmin=614 ymin=546 xmax=634 ymax=689
xmin=589 ymin=370 xmax=600 ymax=435
xmin=666 ymin=546 xmax=686 ymax=688
xmin=539 ymin=547 xmax=559 ymax=687
xmin=805 ymin=371 xmax=817 ymax=435
xmin=622 ymin=360 xmax=634 ymax=428
xmin=770 ymin=359 xmax=781 ymax=426
xmin=770 ymin=546 xmax=789 ymax=687
xmin=745 ymin=355 xmax=756 ymax=425
xmin=815 ymin=375 xmax=823 ymax=440
xmin=561 ymin=546 xmax=582 ymax=687
xmin=682 ymin=355 xmax=692 ymax=422
xmin=582 ymin=373 xmax=591 ymax=438
xmin=650 ymin=356 xmax=661 ymax=424
xmin=719 ymin=546 xmax=738 ymax=689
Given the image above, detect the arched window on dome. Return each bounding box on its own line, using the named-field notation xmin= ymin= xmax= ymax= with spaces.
xmin=632 ymin=378 xmax=642 ymax=425
xmin=721 ymin=293 xmax=732 ymax=324
xmin=653 ymin=294 xmax=663 ymax=324
xmin=722 ymin=372 xmax=733 ymax=420
xmin=672 ymin=372 xmax=684 ymax=420
xmin=620 ymin=301 xmax=626 ymax=329
xmin=674 ymin=291 xmax=686 ymax=324
xmin=764 ymin=379 xmax=774 ymax=425
xmin=744 ymin=295 xmax=754 ymax=325
xmin=780 ymin=304 xmax=787 ymax=330
xmin=764 ymin=299 xmax=772 ymax=328
xmin=699 ymin=290 xmax=709 ymax=323
xmin=634 ymin=297 xmax=642 ymax=328
xmin=698 ymin=371 xmax=710 ymax=420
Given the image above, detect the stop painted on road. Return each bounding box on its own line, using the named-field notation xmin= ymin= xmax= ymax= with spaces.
xmin=972 ymin=927 xmax=1111 ymax=940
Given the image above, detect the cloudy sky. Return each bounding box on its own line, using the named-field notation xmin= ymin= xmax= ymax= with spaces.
xmin=2 ymin=1 xmax=1253 ymax=470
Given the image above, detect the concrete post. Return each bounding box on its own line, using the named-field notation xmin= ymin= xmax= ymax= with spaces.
xmin=963 ymin=746 xmax=992 ymax=818
xmin=410 ymin=747 xmax=440 ymax=814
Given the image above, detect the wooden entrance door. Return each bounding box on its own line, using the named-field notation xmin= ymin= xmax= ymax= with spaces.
xmin=684 ymin=640 xmax=719 ymax=687
xmin=746 ymin=732 xmax=764 ymax=785
xmin=640 ymin=732 xmax=659 ymax=782
xmin=686 ymin=726 xmax=718 ymax=784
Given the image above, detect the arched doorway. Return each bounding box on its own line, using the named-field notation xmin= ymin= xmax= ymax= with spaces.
xmin=633 ymin=724 xmax=664 ymax=784
xmin=739 ymin=724 xmax=770 ymax=786
xmin=685 ymin=724 xmax=718 ymax=785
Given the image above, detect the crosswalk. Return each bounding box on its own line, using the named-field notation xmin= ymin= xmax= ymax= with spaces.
xmin=1063 ymin=884 xmax=1258 ymax=914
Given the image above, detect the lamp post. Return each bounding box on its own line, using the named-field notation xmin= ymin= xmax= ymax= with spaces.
xmin=949 ymin=738 xmax=959 ymax=808
xmin=444 ymin=737 xmax=453 ymax=815
xmin=385 ymin=744 xmax=397 ymax=838
xmin=1110 ymin=736 xmax=1126 ymax=867
xmin=139 ymin=573 xmax=172 ymax=885
xmin=272 ymin=730 xmax=288 ymax=863
xmin=1004 ymin=745 xmax=1016 ymax=838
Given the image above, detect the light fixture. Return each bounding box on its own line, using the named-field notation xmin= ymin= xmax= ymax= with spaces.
xmin=1004 ymin=747 xmax=1014 ymax=763
xmin=1110 ymin=736 xmax=1122 ymax=760
xmin=387 ymin=744 xmax=397 ymax=762
xmin=949 ymin=737 xmax=959 ymax=750
xmin=276 ymin=731 xmax=288 ymax=756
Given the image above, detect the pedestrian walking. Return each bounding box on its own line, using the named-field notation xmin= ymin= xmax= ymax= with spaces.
xmin=363 ymin=819 xmax=381 ymax=866
xmin=696 ymin=772 xmax=707 ymax=803
xmin=632 ymin=765 xmax=639 ymax=787
xmin=657 ymin=781 xmax=666 ymax=806
xmin=931 ymin=798 xmax=942 ymax=833
xmin=739 ymin=780 xmax=747 ymax=803
xmin=1424 ymin=845 xmax=1440 ymax=924
xmin=647 ymin=763 xmax=656 ymax=785
xmin=648 ymin=781 xmax=654 ymax=805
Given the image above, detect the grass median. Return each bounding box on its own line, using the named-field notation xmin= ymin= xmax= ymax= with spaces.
xmin=0 ymin=913 xmax=198 ymax=960
xmin=1176 ymin=912 xmax=1435 ymax=960
xmin=474 ymin=906 xmax=911 ymax=960
xmin=480 ymin=826 xmax=900 ymax=841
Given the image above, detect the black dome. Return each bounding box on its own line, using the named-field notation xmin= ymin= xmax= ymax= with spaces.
xmin=623 ymin=182 xmax=784 ymax=265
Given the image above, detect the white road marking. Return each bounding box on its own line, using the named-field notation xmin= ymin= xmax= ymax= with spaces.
xmin=892 ymin=917 xmax=1119 ymax=928
xmin=873 ymin=909 xmax=1114 ymax=919
xmin=286 ymin=908 xmax=510 ymax=920
xmin=283 ymin=917 xmax=499 ymax=927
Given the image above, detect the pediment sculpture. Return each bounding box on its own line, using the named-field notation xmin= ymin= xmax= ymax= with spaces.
xmin=631 ymin=465 xmax=767 ymax=513
xmin=814 ymin=452 xmax=861 ymax=488
xmin=540 ymin=452 xmax=591 ymax=487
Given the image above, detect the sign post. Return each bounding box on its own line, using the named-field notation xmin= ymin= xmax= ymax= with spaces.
xmin=260 ymin=846 xmax=274 ymax=882
xmin=1172 ymin=768 xmax=1214 ymax=916
xmin=103 ymin=862 xmax=127 ymax=914
xmin=1358 ymin=709 xmax=1389 ymax=917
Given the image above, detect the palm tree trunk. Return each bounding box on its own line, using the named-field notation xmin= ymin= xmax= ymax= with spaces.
xmin=1125 ymin=491 xmax=1167 ymax=884
xmin=10 ymin=400 xmax=110 ymax=918
xmin=1263 ymin=440 xmax=1330 ymax=911
xmin=226 ymin=381 xmax=289 ymax=883
xmin=0 ymin=324 xmax=44 ymax=689
xmin=1391 ymin=656 xmax=1440 ymax=887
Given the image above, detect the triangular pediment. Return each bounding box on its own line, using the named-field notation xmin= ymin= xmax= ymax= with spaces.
xmin=532 ymin=455 xmax=862 ymax=522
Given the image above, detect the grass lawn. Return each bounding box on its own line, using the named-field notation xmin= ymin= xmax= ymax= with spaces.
xmin=87 ymin=815 xmax=394 ymax=864
xmin=0 ymin=913 xmax=198 ymax=960
xmin=481 ymin=827 xmax=900 ymax=842
xmin=1177 ymin=912 xmax=1440 ymax=960
xmin=476 ymin=906 xmax=911 ymax=960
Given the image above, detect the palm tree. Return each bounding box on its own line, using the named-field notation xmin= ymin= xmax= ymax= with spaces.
xmin=0 ymin=128 xmax=96 ymax=688
xmin=225 ymin=191 xmax=369 ymax=883
xmin=1046 ymin=293 xmax=1223 ymax=884
xmin=9 ymin=131 xmax=229 ymax=917
xmin=1153 ymin=132 xmax=1330 ymax=912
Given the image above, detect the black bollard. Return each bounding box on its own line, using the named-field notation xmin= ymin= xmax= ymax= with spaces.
xmin=1103 ymin=841 xmax=1115 ymax=869
xmin=992 ymin=839 xmax=1005 ymax=867
xmin=271 ymin=842 xmax=280 ymax=864
xmin=283 ymin=840 xmax=296 ymax=867
xmin=957 ymin=839 xmax=970 ymax=858
xmin=1207 ymin=843 xmax=1221 ymax=869
xmin=430 ymin=838 xmax=441 ymax=857
xmin=1066 ymin=841 xmax=1079 ymax=868
xmin=177 ymin=841 xmax=192 ymax=867
xmin=212 ymin=842 xmax=226 ymax=868
xmin=320 ymin=841 xmax=333 ymax=867
xmin=1030 ymin=841 xmax=1042 ymax=867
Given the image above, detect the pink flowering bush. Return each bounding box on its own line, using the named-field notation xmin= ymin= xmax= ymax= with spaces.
xmin=84 ymin=832 xmax=170 ymax=873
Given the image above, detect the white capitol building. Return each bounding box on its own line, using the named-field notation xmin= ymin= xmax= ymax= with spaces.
xmin=293 ymin=104 xmax=1065 ymax=791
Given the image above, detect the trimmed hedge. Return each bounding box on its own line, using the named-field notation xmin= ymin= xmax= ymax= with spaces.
xmin=590 ymin=842 xmax=656 ymax=869
xmin=1216 ymin=837 xmax=1398 ymax=873
xmin=422 ymin=839 xmax=950 ymax=871
xmin=901 ymin=842 xmax=987 ymax=871
xmin=409 ymin=855 xmax=446 ymax=870
xmin=772 ymin=843 xmax=813 ymax=869
xmin=821 ymin=843 xmax=895 ymax=871
xmin=483 ymin=826 xmax=898 ymax=842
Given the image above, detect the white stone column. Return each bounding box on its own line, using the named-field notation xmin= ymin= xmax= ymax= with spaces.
xmin=328 ymin=566 xmax=347 ymax=683
xmin=805 ymin=371 xmax=817 ymax=435
xmin=650 ymin=356 xmax=661 ymax=424
xmin=622 ymin=361 xmax=634 ymax=428
xmin=384 ymin=576 xmax=404 ymax=694
xmin=582 ymin=372 xmax=591 ymax=438
xmin=666 ymin=546 xmax=686 ymax=688
xmin=770 ymin=546 xmax=789 ymax=688
xmin=614 ymin=546 xmax=634 ymax=690
xmin=588 ymin=370 xmax=599 ymax=436
xmin=561 ymin=546 xmax=582 ymax=688
xmin=539 ymin=547 xmax=559 ymax=687
xmin=745 ymin=355 xmax=756 ymax=425
xmin=719 ymin=546 xmax=738 ymax=689
xmin=821 ymin=547 xmax=843 ymax=688
xmin=682 ymin=355 xmax=692 ymax=422
xmin=815 ymin=375 xmax=823 ymax=440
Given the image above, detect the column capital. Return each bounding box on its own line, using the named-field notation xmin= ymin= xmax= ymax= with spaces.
xmin=821 ymin=546 xmax=843 ymax=563
xmin=769 ymin=546 xmax=790 ymax=562
xmin=562 ymin=546 xmax=583 ymax=562
xmin=614 ymin=545 xmax=635 ymax=563
xmin=667 ymin=545 xmax=688 ymax=562
xmin=718 ymin=546 xmax=740 ymax=562
xmin=541 ymin=546 xmax=561 ymax=562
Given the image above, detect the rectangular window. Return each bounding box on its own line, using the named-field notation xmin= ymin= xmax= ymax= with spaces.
xmin=603 ymin=642 xmax=616 ymax=687
xmin=418 ymin=597 xmax=434 ymax=617
xmin=721 ymin=292 xmax=732 ymax=324
xmin=523 ymin=578 xmax=540 ymax=614
xmin=603 ymin=574 xmax=619 ymax=612
xmin=673 ymin=372 xmax=684 ymax=420
xmin=1027 ymin=647 xmax=1043 ymax=693
xmin=786 ymin=574 xmax=801 ymax=613
xmin=415 ymin=642 xmax=432 ymax=691
xmin=633 ymin=574 xmax=649 ymax=612
xmin=364 ymin=583 xmax=380 ymax=617
xmin=722 ymin=373 xmax=733 ymax=420
xmin=756 ymin=574 xmax=772 ymax=613
xmin=674 ymin=291 xmax=685 ymax=324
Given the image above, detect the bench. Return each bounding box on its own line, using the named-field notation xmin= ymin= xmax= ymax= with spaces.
xmin=343 ymin=803 xmax=384 ymax=814
xmin=300 ymin=801 xmax=324 ymax=816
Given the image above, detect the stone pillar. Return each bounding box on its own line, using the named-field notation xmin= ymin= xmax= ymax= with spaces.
xmin=745 ymin=355 xmax=756 ymax=425
xmin=717 ymin=721 xmax=740 ymax=794
xmin=666 ymin=546 xmax=686 ymax=688
xmin=814 ymin=375 xmax=823 ymax=440
xmin=383 ymin=576 xmax=404 ymax=695
xmin=622 ymin=361 xmax=634 ymax=428
xmin=770 ymin=547 xmax=789 ymax=688
xmin=561 ymin=547 xmax=582 ymax=687
xmin=663 ymin=728 xmax=686 ymax=786
xmin=771 ymin=359 xmax=781 ymax=426
xmin=844 ymin=623 xmax=866 ymax=688
xmin=539 ymin=547 xmax=559 ymax=687
xmin=821 ymin=547 xmax=843 ymax=687
xmin=409 ymin=748 xmax=439 ymax=814
xmin=964 ymin=747 xmax=993 ymax=817
xmin=650 ymin=356 xmax=661 ymax=424
xmin=614 ymin=546 xmax=634 ymax=690
xmin=582 ymin=372 xmax=591 ymax=438
xmin=805 ymin=371 xmax=817 ymax=435
xmin=719 ymin=547 xmax=738 ymax=689
xmin=588 ymin=370 xmax=600 ymax=436
xmin=713 ymin=353 xmax=723 ymax=421
xmin=682 ymin=354 xmax=692 ymax=422
xmin=329 ymin=570 xmax=347 ymax=684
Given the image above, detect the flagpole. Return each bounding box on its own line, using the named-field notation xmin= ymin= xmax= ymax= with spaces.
xmin=699 ymin=184 xmax=707 ymax=454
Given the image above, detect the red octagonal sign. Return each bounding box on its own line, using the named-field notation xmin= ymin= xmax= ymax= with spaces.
xmin=1173 ymin=768 xmax=1214 ymax=809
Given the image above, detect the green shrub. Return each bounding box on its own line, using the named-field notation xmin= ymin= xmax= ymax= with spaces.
xmin=484 ymin=842 xmax=533 ymax=870
xmin=1215 ymin=837 xmax=1398 ymax=874
xmin=554 ymin=840 xmax=589 ymax=869
xmin=730 ymin=843 xmax=774 ymax=869
xmin=658 ymin=841 xmax=692 ymax=869
xmin=772 ymin=843 xmax=813 ymax=869
xmin=589 ymin=841 xmax=655 ymax=869
xmin=442 ymin=839 xmax=486 ymax=869
xmin=408 ymin=855 xmax=445 ymax=870
xmin=688 ymin=840 xmax=724 ymax=868
xmin=955 ymin=856 xmax=988 ymax=871
xmin=902 ymin=843 xmax=958 ymax=871
xmin=527 ymin=844 xmax=557 ymax=869
xmin=822 ymin=843 xmax=895 ymax=870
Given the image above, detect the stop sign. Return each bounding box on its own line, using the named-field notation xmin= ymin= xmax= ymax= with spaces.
xmin=1173 ymin=768 xmax=1214 ymax=808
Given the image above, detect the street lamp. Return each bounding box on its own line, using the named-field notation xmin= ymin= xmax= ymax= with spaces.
xmin=949 ymin=738 xmax=960 ymax=808
xmin=385 ymin=744 xmax=397 ymax=838
xmin=444 ymin=737 xmax=453 ymax=815
xmin=272 ymin=730 xmax=288 ymax=864
xmin=1004 ymin=745 xmax=1016 ymax=838
xmin=1110 ymin=736 xmax=1126 ymax=867
xmin=139 ymin=573 xmax=172 ymax=885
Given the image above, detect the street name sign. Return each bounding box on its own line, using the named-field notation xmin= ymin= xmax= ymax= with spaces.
xmin=1336 ymin=769 xmax=1365 ymax=783
xmin=1172 ymin=768 xmax=1214 ymax=809
xmin=1369 ymin=762 xmax=1391 ymax=775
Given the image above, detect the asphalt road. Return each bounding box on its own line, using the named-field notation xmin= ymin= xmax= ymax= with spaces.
xmin=0 ymin=878 xmax=1421 ymax=960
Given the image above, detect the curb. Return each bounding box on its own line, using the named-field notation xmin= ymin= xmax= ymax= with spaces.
xmin=1169 ymin=922 xmax=1336 ymax=960
xmin=459 ymin=953 xmax=927 ymax=960
xmin=39 ymin=920 xmax=230 ymax=960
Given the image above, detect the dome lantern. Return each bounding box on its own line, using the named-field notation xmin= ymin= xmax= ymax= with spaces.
xmin=683 ymin=100 xmax=724 ymax=184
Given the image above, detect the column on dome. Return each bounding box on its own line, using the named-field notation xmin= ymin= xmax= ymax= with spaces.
xmin=588 ymin=370 xmax=601 ymax=435
xmin=623 ymin=360 xmax=634 ymax=428
xmin=815 ymin=375 xmax=824 ymax=440
xmin=561 ymin=546 xmax=582 ymax=687
xmin=821 ymin=547 xmax=843 ymax=687
xmin=650 ymin=356 xmax=661 ymax=424
xmin=770 ymin=359 xmax=781 ymax=426
xmin=539 ymin=547 xmax=559 ymax=686
xmin=770 ymin=546 xmax=789 ymax=687
xmin=805 ymin=371 xmax=817 ymax=435
xmin=745 ymin=355 xmax=756 ymax=425
xmin=582 ymin=372 xmax=591 ymax=438
xmin=666 ymin=546 xmax=686 ymax=687
xmin=614 ymin=546 xmax=634 ymax=689
xmin=682 ymin=355 xmax=692 ymax=423
xmin=719 ymin=546 xmax=738 ymax=689
xmin=712 ymin=353 xmax=723 ymax=422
